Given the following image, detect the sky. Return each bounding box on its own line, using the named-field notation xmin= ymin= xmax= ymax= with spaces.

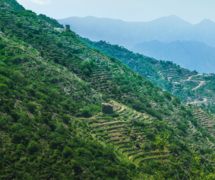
xmin=17 ymin=0 xmax=215 ymax=24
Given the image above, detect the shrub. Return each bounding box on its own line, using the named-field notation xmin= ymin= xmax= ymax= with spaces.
xmin=50 ymin=137 xmax=63 ymax=149
xmin=180 ymin=105 xmax=186 ymax=110
xmin=83 ymin=68 xmax=90 ymax=76
xmin=12 ymin=132 xmax=25 ymax=144
xmin=190 ymin=118 xmax=197 ymax=127
xmin=57 ymin=42 xmax=63 ymax=48
xmin=62 ymin=115 xmax=70 ymax=124
xmin=167 ymin=104 xmax=173 ymax=111
xmin=62 ymin=146 xmax=73 ymax=158
xmin=110 ymin=57 xmax=116 ymax=62
xmin=146 ymin=131 xmax=155 ymax=141
xmin=27 ymin=140 xmax=40 ymax=154
xmin=10 ymin=123 xmax=24 ymax=132
xmin=186 ymin=109 xmax=192 ymax=116
xmin=180 ymin=111 xmax=187 ymax=117
xmin=55 ymin=124 xmax=66 ymax=134
xmin=38 ymin=100 xmax=47 ymax=106
xmin=17 ymin=114 xmax=31 ymax=126
xmin=176 ymin=120 xmax=188 ymax=133
xmin=0 ymin=117 xmax=7 ymax=129
xmin=0 ymin=84 xmax=8 ymax=94
xmin=163 ymin=91 xmax=171 ymax=101
xmin=27 ymin=102 xmax=37 ymax=113
xmin=15 ymin=144 xmax=25 ymax=155
xmin=175 ymin=97 xmax=181 ymax=104
xmin=79 ymin=107 xmax=92 ymax=118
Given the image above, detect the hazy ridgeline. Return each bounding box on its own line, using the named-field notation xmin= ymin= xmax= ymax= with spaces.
xmin=59 ymin=16 xmax=215 ymax=73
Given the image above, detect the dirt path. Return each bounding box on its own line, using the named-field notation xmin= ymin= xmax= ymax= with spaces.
xmin=185 ymin=74 xmax=202 ymax=81
xmin=188 ymin=98 xmax=207 ymax=105
xmin=183 ymin=74 xmax=205 ymax=91
xmin=192 ymin=81 xmax=206 ymax=90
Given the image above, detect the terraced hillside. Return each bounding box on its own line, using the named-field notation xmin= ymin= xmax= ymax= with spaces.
xmin=1 ymin=0 xmax=215 ymax=179
xmin=80 ymin=39 xmax=215 ymax=113
xmin=88 ymin=115 xmax=171 ymax=165
xmin=84 ymin=101 xmax=215 ymax=172
xmin=192 ymin=107 xmax=215 ymax=143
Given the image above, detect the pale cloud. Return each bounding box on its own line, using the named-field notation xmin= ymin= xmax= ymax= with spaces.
xmin=31 ymin=0 xmax=51 ymax=5
xmin=16 ymin=0 xmax=215 ymax=24
xmin=17 ymin=0 xmax=51 ymax=5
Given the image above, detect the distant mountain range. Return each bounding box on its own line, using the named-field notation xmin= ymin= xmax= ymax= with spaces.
xmin=58 ymin=15 xmax=215 ymax=49
xmin=132 ymin=40 xmax=215 ymax=74
xmin=58 ymin=15 xmax=215 ymax=73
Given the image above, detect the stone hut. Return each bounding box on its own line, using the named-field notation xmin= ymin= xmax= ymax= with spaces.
xmin=65 ymin=25 xmax=70 ymax=31
xmin=101 ymin=103 xmax=113 ymax=114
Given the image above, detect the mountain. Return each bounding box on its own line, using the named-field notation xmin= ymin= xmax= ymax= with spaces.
xmin=58 ymin=15 xmax=215 ymax=49
xmin=1 ymin=0 xmax=215 ymax=179
xmin=132 ymin=40 xmax=215 ymax=74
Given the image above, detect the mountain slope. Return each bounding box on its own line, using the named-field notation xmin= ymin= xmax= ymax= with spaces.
xmin=1 ymin=0 xmax=215 ymax=179
xmin=132 ymin=40 xmax=215 ymax=74
xmin=80 ymin=38 xmax=215 ymax=114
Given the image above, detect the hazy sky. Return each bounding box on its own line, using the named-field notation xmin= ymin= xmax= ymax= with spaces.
xmin=17 ymin=0 xmax=215 ymax=24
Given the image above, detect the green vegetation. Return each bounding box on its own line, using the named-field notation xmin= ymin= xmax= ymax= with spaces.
xmin=0 ymin=0 xmax=215 ymax=179
xmin=3 ymin=0 xmax=24 ymax=11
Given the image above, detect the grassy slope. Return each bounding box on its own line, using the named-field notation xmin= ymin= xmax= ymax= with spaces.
xmin=0 ymin=0 xmax=215 ymax=179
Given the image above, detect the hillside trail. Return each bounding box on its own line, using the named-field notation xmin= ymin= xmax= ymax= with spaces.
xmin=185 ymin=74 xmax=202 ymax=81
xmin=188 ymin=98 xmax=207 ymax=105
xmin=192 ymin=81 xmax=206 ymax=90
xmin=183 ymin=74 xmax=206 ymax=91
